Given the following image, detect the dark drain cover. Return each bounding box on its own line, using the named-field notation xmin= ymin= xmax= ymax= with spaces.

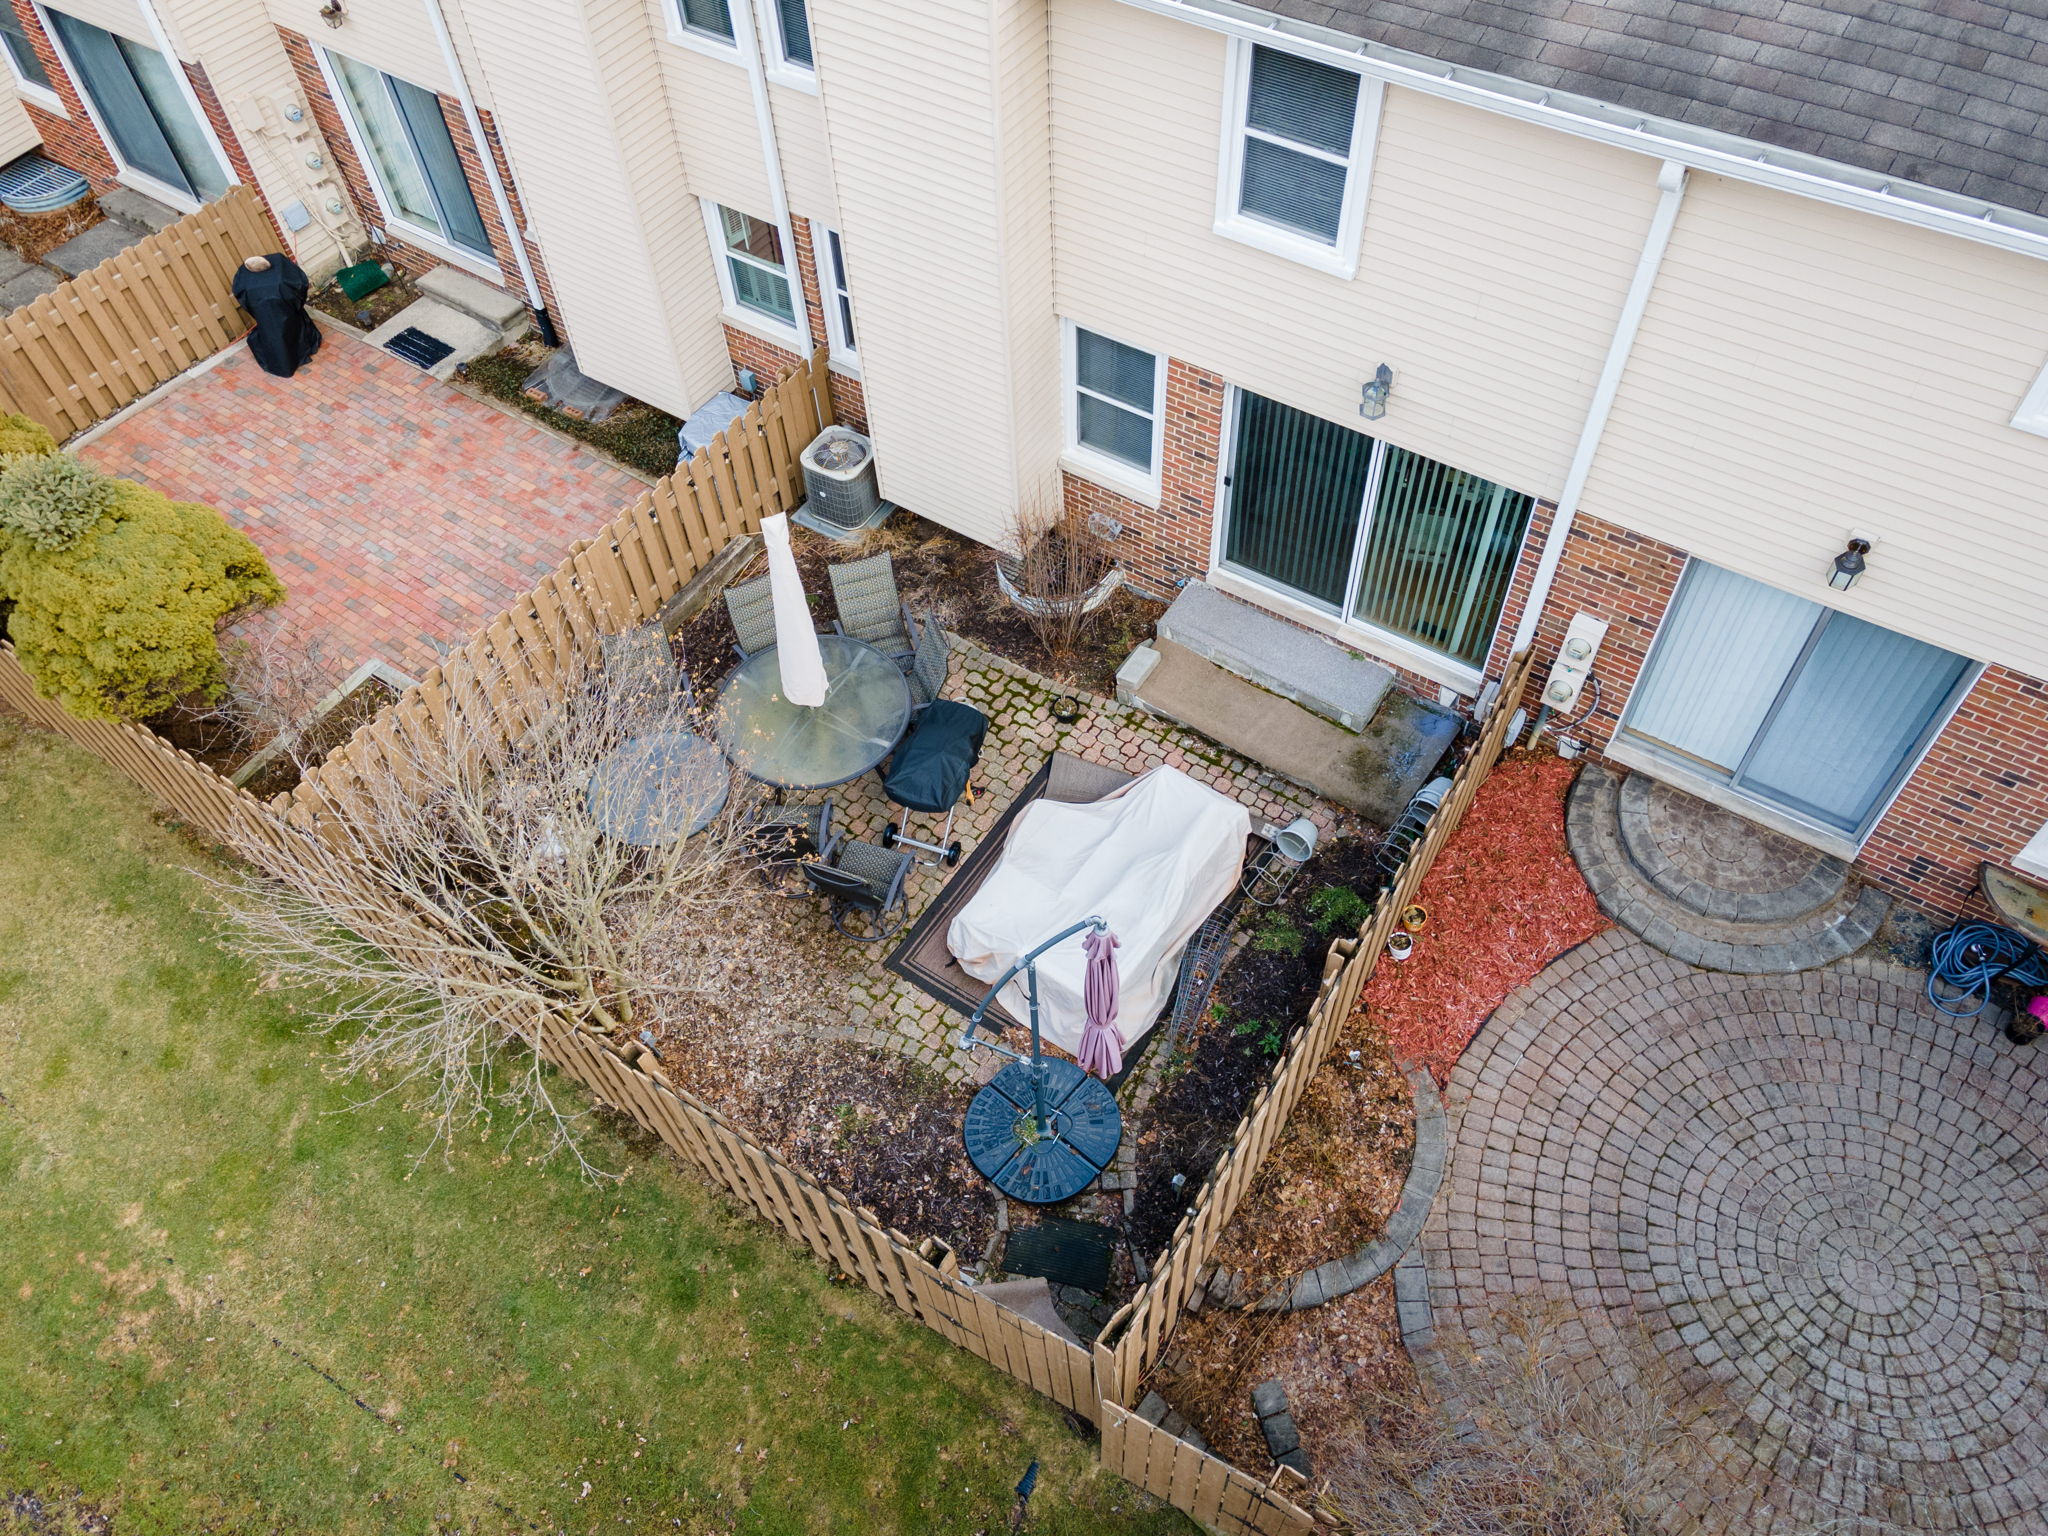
xmin=385 ymin=328 xmax=454 ymax=369
xmin=1001 ymin=1216 xmax=1117 ymax=1294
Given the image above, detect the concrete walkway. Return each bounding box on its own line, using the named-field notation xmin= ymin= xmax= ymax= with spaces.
xmin=1422 ymin=927 xmax=2048 ymax=1535
xmin=79 ymin=328 xmax=646 ymax=688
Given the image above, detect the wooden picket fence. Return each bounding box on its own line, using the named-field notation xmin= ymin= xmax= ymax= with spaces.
xmin=0 ymin=184 xmax=273 ymax=440
xmin=1098 ymin=648 xmax=1539 ymax=1409
xmin=0 ymin=320 xmax=1534 ymax=1531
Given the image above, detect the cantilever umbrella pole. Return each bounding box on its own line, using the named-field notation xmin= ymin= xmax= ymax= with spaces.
xmin=959 ymin=915 xmax=1110 ymax=1137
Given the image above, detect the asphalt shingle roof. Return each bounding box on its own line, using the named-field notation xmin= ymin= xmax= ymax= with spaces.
xmin=1239 ymin=0 xmax=2048 ymax=217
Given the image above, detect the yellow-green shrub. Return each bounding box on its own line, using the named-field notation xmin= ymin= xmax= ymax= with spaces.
xmin=0 ymin=478 xmax=284 ymax=721
xmin=0 ymin=412 xmax=58 ymax=457
xmin=0 ymin=452 xmax=119 ymax=551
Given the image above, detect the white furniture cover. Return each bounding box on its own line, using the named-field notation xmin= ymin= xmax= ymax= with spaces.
xmin=947 ymin=766 xmax=1251 ymax=1056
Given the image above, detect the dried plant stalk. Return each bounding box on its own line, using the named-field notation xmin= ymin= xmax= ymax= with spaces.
xmin=998 ymin=499 xmax=1117 ymax=661
xmin=212 ymin=647 xmax=756 ymax=1177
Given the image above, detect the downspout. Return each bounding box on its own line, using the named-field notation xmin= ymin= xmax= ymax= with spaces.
xmin=421 ymin=0 xmax=558 ymax=346
xmin=1509 ymin=158 xmax=1687 ymax=653
xmin=728 ymin=0 xmax=814 ymax=359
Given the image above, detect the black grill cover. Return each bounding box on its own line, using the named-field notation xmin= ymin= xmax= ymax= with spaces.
xmin=884 ymin=701 xmax=988 ymax=813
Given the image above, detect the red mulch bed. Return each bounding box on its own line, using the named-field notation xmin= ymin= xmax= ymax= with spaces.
xmin=1363 ymin=752 xmax=1608 ymax=1082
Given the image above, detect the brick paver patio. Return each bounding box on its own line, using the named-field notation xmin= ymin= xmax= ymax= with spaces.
xmin=1423 ymin=927 xmax=2048 ymax=1534
xmin=79 ymin=328 xmax=647 ymax=688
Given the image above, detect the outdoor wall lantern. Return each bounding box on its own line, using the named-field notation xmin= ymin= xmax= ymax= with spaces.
xmin=318 ymin=0 xmax=346 ymax=28
xmin=1359 ymin=364 xmax=1393 ymax=421
xmin=1829 ymin=536 xmax=1871 ymax=591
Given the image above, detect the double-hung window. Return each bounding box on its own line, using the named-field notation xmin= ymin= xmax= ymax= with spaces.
xmin=325 ymin=50 xmax=493 ymax=262
xmin=1063 ymin=323 xmax=1163 ymax=500
xmin=707 ymin=203 xmax=797 ymax=333
xmin=822 ymin=226 xmax=856 ymax=364
xmin=1217 ymin=41 xmax=1379 ymax=276
xmin=675 ymin=0 xmax=735 ymax=44
xmin=0 ymin=5 xmax=53 ymax=101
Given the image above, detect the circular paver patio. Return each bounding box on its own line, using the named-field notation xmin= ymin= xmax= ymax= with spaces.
xmin=1423 ymin=927 xmax=2048 ymax=1534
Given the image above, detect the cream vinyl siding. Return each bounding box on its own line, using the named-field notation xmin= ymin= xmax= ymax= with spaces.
xmin=769 ymin=78 xmax=836 ymax=229
xmin=1048 ymin=0 xmax=1658 ymax=502
xmin=0 ymin=87 xmax=38 ymax=162
xmin=650 ymin=10 xmax=771 ymax=217
xmin=808 ymin=0 xmax=1058 ymax=543
xmin=1581 ymin=171 xmax=2048 ymax=678
xmin=269 ymin=0 xmax=452 ymax=93
xmin=41 ymin=0 xmax=153 ymax=49
xmin=458 ymin=0 xmax=727 ymax=417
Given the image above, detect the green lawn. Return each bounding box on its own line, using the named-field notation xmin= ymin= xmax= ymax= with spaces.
xmin=0 ymin=722 xmax=1186 ymax=1535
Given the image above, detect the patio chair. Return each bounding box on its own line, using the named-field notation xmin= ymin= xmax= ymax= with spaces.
xmin=600 ymin=623 xmax=691 ymax=732
xmin=801 ymin=837 xmax=914 ymax=941
xmin=828 ymin=553 xmax=917 ymax=663
xmin=744 ymin=797 xmax=838 ymax=895
xmin=723 ymin=574 xmax=780 ymax=660
xmin=906 ymin=613 xmax=949 ymax=712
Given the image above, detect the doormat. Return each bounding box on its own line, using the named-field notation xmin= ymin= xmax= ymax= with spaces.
xmin=1000 ymin=1216 xmax=1117 ymax=1293
xmin=384 ymin=328 xmax=455 ymax=370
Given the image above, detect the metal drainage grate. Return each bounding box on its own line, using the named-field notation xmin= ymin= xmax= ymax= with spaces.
xmin=1000 ymin=1215 xmax=1117 ymax=1293
xmin=0 ymin=153 xmax=90 ymax=214
xmin=384 ymin=327 xmax=455 ymax=370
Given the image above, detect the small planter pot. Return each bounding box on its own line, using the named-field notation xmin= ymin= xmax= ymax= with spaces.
xmin=1386 ymin=930 xmax=1415 ymax=962
xmin=1401 ymin=904 xmax=1429 ymax=933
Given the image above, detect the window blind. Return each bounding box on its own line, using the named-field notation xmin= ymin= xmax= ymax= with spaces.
xmin=679 ymin=0 xmax=734 ymax=40
xmin=1238 ymin=46 xmax=1358 ymax=242
xmin=777 ymin=0 xmax=812 ymax=65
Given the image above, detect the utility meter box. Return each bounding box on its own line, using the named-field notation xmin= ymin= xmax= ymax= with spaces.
xmin=1542 ymin=612 xmax=1608 ymax=715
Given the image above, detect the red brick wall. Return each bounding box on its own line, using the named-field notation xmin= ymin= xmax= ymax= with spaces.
xmin=184 ymin=61 xmax=285 ymax=245
xmin=280 ymin=26 xmax=538 ymax=318
xmin=10 ymin=0 xmax=119 ymax=189
xmin=716 ymin=215 xmax=867 ymax=434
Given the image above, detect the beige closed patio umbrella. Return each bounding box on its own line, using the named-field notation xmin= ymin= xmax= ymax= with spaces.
xmin=761 ymin=513 xmax=826 ymax=707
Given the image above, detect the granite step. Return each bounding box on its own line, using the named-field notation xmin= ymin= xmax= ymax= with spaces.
xmin=1155 ymin=580 xmax=1393 ymax=732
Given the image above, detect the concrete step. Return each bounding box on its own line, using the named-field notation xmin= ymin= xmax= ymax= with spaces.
xmin=1118 ymin=638 xmax=1458 ymax=825
xmin=416 ymin=264 xmax=529 ymax=332
xmin=1156 ymin=581 xmax=1393 ymax=732
xmin=365 ymin=297 xmax=503 ymax=381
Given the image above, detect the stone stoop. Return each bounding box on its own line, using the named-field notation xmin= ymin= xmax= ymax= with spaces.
xmin=1119 ymin=582 xmax=1460 ymax=825
xmin=366 ymin=265 xmax=530 ymax=381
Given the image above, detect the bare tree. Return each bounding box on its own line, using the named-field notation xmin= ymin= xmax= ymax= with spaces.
xmin=213 ymin=650 xmax=758 ymax=1176
xmin=1325 ymin=1300 xmax=1715 ymax=1536
xmin=996 ymin=497 xmax=1119 ymax=661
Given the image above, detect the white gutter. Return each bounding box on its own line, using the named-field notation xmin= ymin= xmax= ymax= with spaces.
xmin=728 ymin=0 xmax=814 ymax=356
xmin=1112 ymin=0 xmax=2048 ymax=265
xmin=1510 ymin=159 xmax=1687 ymax=653
xmin=422 ymin=0 xmax=552 ymax=337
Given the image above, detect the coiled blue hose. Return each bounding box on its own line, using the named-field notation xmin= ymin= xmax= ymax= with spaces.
xmin=1925 ymin=921 xmax=2048 ymax=1018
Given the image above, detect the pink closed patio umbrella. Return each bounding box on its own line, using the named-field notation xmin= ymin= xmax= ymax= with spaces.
xmin=1076 ymin=926 xmax=1123 ymax=1079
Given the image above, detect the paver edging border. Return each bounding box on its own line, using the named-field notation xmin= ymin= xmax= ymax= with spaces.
xmin=1203 ymin=1062 xmax=1446 ymax=1313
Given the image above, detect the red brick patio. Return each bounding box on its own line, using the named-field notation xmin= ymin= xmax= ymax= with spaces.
xmin=80 ymin=327 xmax=648 ymax=686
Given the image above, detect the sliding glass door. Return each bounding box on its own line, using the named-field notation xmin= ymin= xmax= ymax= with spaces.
xmin=1622 ymin=559 xmax=1974 ymax=837
xmin=326 ymin=51 xmax=491 ymax=260
xmin=46 ymin=10 xmax=225 ymax=202
xmin=1220 ymin=391 xmax=1533 ymax=670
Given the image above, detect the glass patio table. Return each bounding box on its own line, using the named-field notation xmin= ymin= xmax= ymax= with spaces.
xmin=712 ymin=634 xmax=913 ymax=790
xmin=586 ymin=730 xmax=730 ymax=845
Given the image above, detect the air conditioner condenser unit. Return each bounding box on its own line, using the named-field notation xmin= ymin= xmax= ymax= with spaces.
xmin=794 ymin=426 xmax=893 ymax=541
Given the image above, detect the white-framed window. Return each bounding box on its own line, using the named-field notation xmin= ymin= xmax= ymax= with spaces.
xmin=772 ymin=0 xmax=811 ymax=68
xmin=821 ymin=225 xmax=856 ymax=366
xmin=676 ymin=0 xmax=734 ymax=42
xmin=703 ymin=201 xmax=801 ymax=343
xmin=1061 ymin=321 xmax=1163 ymax=502
xmin=2013 ymin=357 xmax=2048 ymax=438
xmin=321 ymin=48 xmax=496 ymax=269
xmin=1215 ymin=39 xmax=1380 ymax=278
xmin=41 ymin=6 xmax=228 ymax=208
xmin=0 ymin=4 xmax=60 ymax=111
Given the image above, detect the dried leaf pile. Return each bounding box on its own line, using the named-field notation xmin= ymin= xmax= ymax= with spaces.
xmin=1364 ymin=752 xmax=1608 ymax=1082
xmin=0 ymin=195 xmax=103 ymax=264
xmin=1205 ymin=1011 xmax=1413 ymax=1288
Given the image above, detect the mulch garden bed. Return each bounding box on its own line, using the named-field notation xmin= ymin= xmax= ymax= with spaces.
xmin=1125 ymin=835 xmax=1381 ymax=1263
xmin=148 ymin=670 xmax=399 ymax=799
xmin=1362 ymin=750 xmax=1608 ymax=1082
xmin=307 ymin=261 xmax=420 ymax=332
xmin=464 ymin=340 xmax=685 ymax=480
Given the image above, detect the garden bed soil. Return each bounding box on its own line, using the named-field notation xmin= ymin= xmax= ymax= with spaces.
xmin=1157 ymin=1276 xmax=1417 ymax=1475
xmin=1124 ymin=835 xmax=1382 ymax=1262
xmin=307 ymin=262 xmax=419 ymax=331
xmin=0 ymin=196 xmax=104 ymax=266
xmin=148 ymin=671 xmax=399 ymax=799
xmin=463 ymin=341 xmax=684 ymax=480
xmin=675 ymin=515 xmax=1164 ymax=700
xmin=1362 ymin=750 xmax=1608 ymax=1082
xmin=1203 ymin=1011 xmax=1414 ymax=1290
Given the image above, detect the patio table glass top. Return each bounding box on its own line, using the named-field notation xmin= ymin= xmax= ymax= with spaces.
xmin=712 ymin=634 xmax=913 ymax=790
xmin=586 ymin=730 xmax=730 ymax=845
